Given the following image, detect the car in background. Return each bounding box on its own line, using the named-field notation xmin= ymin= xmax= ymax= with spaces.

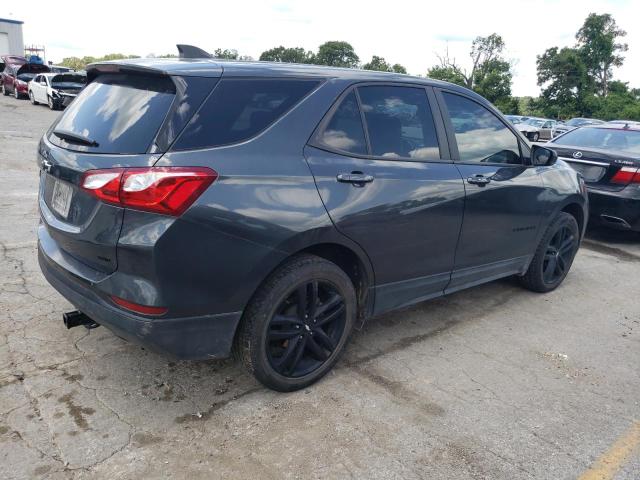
xmin=505 ymin=114 xmax=522 ymax=124
xmin=552 ymin=118 xmax=604 ymax=138
xmin=546 ymin=124 xmax=640 ymax=231
xmin=37 ymin=49 xmax=587 ymax=391
xmin=1 ymin=62 xmax=50 ymax=98
xmin=29 ymin=72 xmax=87 ymax=109
xmin=516 ymin=118 xmax=557 ymax=142
xmin=49 ymin=65 xmax=74 ymax=73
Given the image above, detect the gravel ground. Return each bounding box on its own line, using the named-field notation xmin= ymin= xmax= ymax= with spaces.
xmin=1 ymin=94 xmax=639 ymax=480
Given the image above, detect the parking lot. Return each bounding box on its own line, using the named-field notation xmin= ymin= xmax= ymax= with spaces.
xmin=0 ymin=93 xmax=639 ymax=479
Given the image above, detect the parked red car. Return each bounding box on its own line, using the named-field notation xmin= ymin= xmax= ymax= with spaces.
xmin=1 ymin=58 xmax=49 ymax=99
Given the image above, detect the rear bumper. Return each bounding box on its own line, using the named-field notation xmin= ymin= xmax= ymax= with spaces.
xmin=38 ymin=242 xmax=242 ymax=360
xmin=588 ymin=187 xmax=640 ymax=231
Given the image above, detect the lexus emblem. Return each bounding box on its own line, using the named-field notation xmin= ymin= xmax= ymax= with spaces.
xmin=42 ymin=159 xmax=53 ymax=173
xmin=572 ymin=151 xmax=583 ymax=159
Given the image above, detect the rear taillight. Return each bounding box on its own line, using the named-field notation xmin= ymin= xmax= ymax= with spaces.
xmin=611 ymin=167 xmax=640 ymax=185
xmin=81 ymin=167 xmax=217 ymax=216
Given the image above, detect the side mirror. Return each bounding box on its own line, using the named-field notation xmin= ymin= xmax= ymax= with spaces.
xmin=531 ymin=145 xmax=558 ymax=167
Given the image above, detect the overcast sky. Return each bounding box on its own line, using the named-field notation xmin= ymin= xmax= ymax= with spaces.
xmin=4 ymin=0 xmax=639 ymax=96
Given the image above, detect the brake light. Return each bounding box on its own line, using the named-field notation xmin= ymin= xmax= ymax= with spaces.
xmin=81 ymin=167 xmax=217 ymax=216
xmin=110 ymin=295 xmax=168 ymax=316
xmin=611 ymin=167 xmax=640 ymax=184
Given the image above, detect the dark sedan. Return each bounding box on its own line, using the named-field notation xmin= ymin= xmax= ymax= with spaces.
xmin=546 ymin=124 xmax=640 ymax=231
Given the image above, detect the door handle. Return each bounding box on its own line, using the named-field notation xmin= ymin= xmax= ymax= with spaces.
xmin=466 ymin=175 xmax=491 ymax=186
xmin=337 ymin=172 xmax=374 ymax=185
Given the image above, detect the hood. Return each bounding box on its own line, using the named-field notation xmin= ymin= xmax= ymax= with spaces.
xmin=16 ymin=63 xmax=50 ymax=76
xmin=518 ymin=124 xmax=540 ymax=132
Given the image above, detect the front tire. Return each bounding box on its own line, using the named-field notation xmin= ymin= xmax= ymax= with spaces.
xmin=531 ymin=132 xmax=540 ymax=142
xmin=47 ymin=95 xmax=57 ymax=110
xmin=13 ymin=87 xmax=20 ymax=99
xmin=519 ymin=212 xmax=579 ymax=293
xmin=237 ymin=254 xmax=356 ymax=392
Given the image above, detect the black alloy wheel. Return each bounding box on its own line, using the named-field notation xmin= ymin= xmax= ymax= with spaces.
xmin=542 ymin=225 xmax=576 ymax=285
xmin=519 ymin=211 xmax=580 ymax=293
xmin=267 ymin=280 xmax=346 ymax=378
xmin=238 ymin=254 xmax=356 ymax=392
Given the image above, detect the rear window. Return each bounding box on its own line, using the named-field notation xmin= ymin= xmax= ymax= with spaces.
xmin=49 ymin=74 xmax=176 ymax=154
xmin=554 ymin=128 xmax=640 ymax=156
xmin=172 ymin=78 xmax=320 ymax=151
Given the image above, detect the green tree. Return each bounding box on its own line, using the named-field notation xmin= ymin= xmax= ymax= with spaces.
xmin=259 ymin=46 xmax=315 ymax=63
xmin=362 ymin=55 xmax=406 ymax=73
xmin=426 ymin=65 xmax=467 ymax=87
xmin=213 ymin=48 xmax=239 ymax=60
xmin=576 ymin=13 xmax=628 ymax=97
xmin=315 ymin=41 xmax=359 ymax=68
xmin=428 ymin=34 xmax=515 ymax=106
xmin=59 ymin=53 xmax=139 ymax=71
xmin=536 ymin=46 xmax=592 ymax=118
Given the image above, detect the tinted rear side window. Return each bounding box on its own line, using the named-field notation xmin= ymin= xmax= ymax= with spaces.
xmin=316 ymin=91 xmax=367 ymax=155
xmin=358 ymin=86 xmax=440 ymax=160
xmin=173 ymin=78 xmax=320 ymax=150
xmin=50 ymin=74 xmax=175 ymax=154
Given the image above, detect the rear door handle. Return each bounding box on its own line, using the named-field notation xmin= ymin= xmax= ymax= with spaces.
xmin=466 ymin=175 xmax=491 ymax=186
xmin=337 ymin=172 xmax=374 ymax=184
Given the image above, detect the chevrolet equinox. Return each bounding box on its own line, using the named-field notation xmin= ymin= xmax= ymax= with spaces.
xmin=37 ymin=45 xmax=588 ymax=391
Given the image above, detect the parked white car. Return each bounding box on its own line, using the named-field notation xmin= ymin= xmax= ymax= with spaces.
xmin=28 ymin=72 xmax=86 ymax=110
xmin=516 ymin=118 xmax=557 ymax=142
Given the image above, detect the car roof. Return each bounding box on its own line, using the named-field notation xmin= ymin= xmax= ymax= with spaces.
xmin=86 ymin=57 xmax=490 ymax=104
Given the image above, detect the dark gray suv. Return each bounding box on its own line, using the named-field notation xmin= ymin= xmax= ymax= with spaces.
xmin=37 ymin=49 xmax=588 ymax=391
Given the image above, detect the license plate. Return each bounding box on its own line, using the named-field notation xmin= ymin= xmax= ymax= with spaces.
xmin=51 ymin=179 xmax=73 ymax=218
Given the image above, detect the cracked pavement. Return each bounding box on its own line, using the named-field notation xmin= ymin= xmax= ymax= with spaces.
xmin=1 ymin=94 xmax=639 ymax=479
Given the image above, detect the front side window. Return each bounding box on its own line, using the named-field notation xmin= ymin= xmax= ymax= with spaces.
xmin=358 ymin=86 xmax=440 ymax=160
xmin=316 ymin=90 xmax=367 ymax=155
xmin=443 ymin=92 xmax=521 ymax=164
xmin=173 ymin=78 xmax=320 ymax=150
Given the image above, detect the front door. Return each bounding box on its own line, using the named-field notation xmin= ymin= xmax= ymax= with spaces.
xmin=305 ymin=84 xmax=465 ymax=315
xmin=437 ymin=90 xmax=546 ymax=292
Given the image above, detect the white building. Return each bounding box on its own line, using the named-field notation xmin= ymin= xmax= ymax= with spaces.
xmin=0 ymin=18 xmax=24 ymax=57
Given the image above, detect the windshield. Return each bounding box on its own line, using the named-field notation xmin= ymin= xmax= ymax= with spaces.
xmin=554 ymin=127 xmax=640 ymax=156
xmin=17 ymin=73 xmax=35 ymax=82
xmin=51 ymin=74 xmax=86 ymax=86
xmin=525 ymin=119 xmax=544 ymax=127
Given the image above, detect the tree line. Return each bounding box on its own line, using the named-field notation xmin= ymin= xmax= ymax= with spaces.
xmin=58 ymin=12 xmax=639 ymax=121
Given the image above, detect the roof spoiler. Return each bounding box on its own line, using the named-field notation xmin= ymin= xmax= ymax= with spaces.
xmin=177 ymin=44 xmax=212 ymax=59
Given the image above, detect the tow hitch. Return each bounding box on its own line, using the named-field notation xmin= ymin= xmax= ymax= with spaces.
xmin=63 ymin=311 xmax=100 ymax=330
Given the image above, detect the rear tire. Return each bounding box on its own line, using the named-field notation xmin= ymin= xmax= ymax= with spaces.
xmin=29 ymin=91 xmax=39 ymax=105
xmin=1 ymin=84 xmax=8 ymax=96
xmin=237 ymin=254 xmax=356 ymax=392
xmin=519 ymin=212 xmax=579 ymax=293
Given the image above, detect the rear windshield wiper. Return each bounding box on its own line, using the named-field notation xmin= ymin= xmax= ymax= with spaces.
xmin=53 ymin=129 xmax=99 ymax=148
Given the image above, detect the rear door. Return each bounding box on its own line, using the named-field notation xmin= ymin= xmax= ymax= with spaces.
xmin=305 ymin=83 xmax=465 ymax=314
xmin=548 ymin=127 xmax=640 ymax=192
xmin=436 ymin=89 xmax=546 ymax=291
xmin=39 ymin=72 xmax=215 ymax=274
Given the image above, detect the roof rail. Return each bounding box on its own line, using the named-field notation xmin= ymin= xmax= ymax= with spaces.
xmin=176 ymin=44 xmax=212 ymax=59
